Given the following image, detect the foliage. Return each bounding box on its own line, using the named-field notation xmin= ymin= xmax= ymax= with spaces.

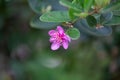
xmin=29 ymin=0 xmax=120 ymax=37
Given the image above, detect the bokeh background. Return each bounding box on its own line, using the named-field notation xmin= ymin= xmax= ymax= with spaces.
xmin=0 ymin=0 xmax=120 ymax=80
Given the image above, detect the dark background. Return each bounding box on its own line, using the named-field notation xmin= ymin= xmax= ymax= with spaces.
xmin=0 ymin=0 xmax=120 ymax=80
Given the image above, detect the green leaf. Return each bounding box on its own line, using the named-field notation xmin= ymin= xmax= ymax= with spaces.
xmin=103 ymin=1 xmax=120 ymax=13
xmin=105 ymin=16 xmax=120 ymax=26
xmin=59 ymin=0 xmax=80 ymax=11
xmin=66 ymin=28 xmax=80 ymax=40
xmin=28 ymin=0 xmax=66 ymax=14
xmin=28 ymin=0 xmax=43 ymax=14
xmin=84 ymin=0 xmax=93 ymax=12
xmin=72 ymin=0 xmax=84 ymax=9
xmin=69 ymin=8 xmax=81 ymax=19
xmin=86 ymin=15 xmax=97 ymax=27
xmin=40 ymin=11 xmax=71 ymax=22
xmin=69 ymin=8 xmax=76 ymax=19
xmin=30 ymin=15 xmax=60 ymax=29
xmin=76 ymin=19 xmax=112 ymax=36
xmin=100 ymin=12 xmax=113 ymax=24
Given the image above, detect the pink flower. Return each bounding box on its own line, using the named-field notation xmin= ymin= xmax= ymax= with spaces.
xmin=48 ymin=26 xmax=71 ymax=50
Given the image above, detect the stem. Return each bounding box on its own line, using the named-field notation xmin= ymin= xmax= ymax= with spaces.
xmin=89 ymin=10 xmax=96 ymax=15
xmin=89 ymin=7 xmax=101 ymax=15
xmin=63 ymin=8 xmax=101 ymax=28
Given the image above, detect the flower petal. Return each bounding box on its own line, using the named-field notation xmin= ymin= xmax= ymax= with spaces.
xmin=48 ymin=30 xmax=57 ymax=36
xmin=49 ymin=37 xmax=56 ymax=42
xmin=62 ymin=41 xmax=69 ymax=49
xmin=66 ymin=35 xmax=71 ymax=42
xmin=51 ymin=42 xmax=60 ymax=50
xmin=63 ymin=34 xmax=71 ymax=42
xmin=57 ymin=26 xmax=64 ymax=34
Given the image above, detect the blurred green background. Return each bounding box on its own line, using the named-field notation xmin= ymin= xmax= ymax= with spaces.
xmin=0 ymin=0 xmax=120 ymax=80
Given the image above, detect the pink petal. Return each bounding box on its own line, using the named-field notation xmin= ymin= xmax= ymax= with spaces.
xmin=49 ymin=37 xmax=56 ymax=42
xmin=51 ymin=42 xmax=60 ymax=50
xmin=56 ymin=26 xmax=64 ymax=34
xmin=63 ymin=34 xmax=71 ymax=42
xmin=66 ymin=35 xmax=71 ymax=42
xmin=62 ymin=41 xmax=69 ymax=49
xmin=48 ymin=30 xmax=57 ymax=36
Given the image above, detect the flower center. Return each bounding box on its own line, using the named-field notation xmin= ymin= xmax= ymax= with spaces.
xmin=56 ymin=33 xmax=63 ymax=43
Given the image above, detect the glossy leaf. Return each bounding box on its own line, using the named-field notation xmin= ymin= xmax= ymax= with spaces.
xmin=69 ymin=8 xmax=76 ymax=19
xmin=84 ymin=0 xmax=93 ymax=12
xmin=86 ymin=15 xmax=97 ymax=27
xmin=28 ymin=0 xmax=66 ymax=14
xmin=28 ymin=0 xmax=44 ymax=14
xmin=40 ymin=11 xmax=71 ymax=22
xmin=30 ymin=15 xmax=60 ymax=29
xmin=72 ymin=0 xmax=84 ymax=8
xmin=75 ymin=19 xmax=112 ymax=36
xmin=103 ymin=1 xmax=120 ymax=13
xmin=105 ymin=16 xmax=120 ymax=26
xmin=100 ymin=12 xmax=113 ymax=24
xmin=66 ymin=28 xmax=80 ymax=40
xmin=60 ymin=0 xmax=80 ymax=11
xmin=69 ymin=8 xmax=81 ymax=19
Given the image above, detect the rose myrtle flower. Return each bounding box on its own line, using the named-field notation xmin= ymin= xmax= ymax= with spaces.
xmin=48 ymin=26 xmax=71 ymax=50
